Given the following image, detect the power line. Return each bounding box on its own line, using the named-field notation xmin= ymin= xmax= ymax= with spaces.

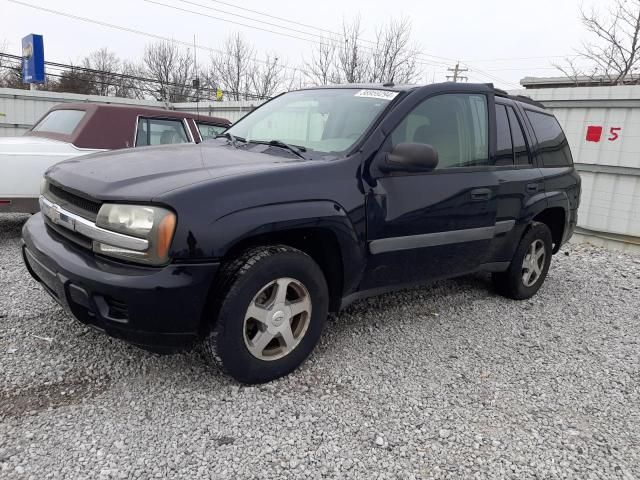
xmin=144 ymin=0 xmax=329 ymax=46
xmin=8 ymin=0 xmax=521 ymax=88
xmin=143 ymin=0 xmax=518 ymax=87
xmin=7 ymin=0 xmax=308 ymax=77
xmin=145 ymin=0 xmax=452 ymax=70
xmin=0 ymin=54 xmax=270 ymax=100
xmin=202 ymin=0 xmax=345 ymax=38
xmin=183 ymin=0 xmax=522 ymax=86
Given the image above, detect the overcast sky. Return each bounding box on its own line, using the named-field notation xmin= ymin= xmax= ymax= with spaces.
xmin=2 ymin=0 xmax=600 ymax=89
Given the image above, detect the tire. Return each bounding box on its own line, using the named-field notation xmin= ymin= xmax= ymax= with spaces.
xmin=203 ymin=245 xmax=329 ymax=384
xmin=492 ymin=222 xmax=553 ymax=300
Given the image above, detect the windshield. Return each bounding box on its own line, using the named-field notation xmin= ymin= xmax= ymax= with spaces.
xmin=226 ymin=88 xmax=399 ymax=154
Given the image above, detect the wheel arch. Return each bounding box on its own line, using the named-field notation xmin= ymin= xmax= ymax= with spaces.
xmin=207 ymin=201 xmax=365 ymax=315
xmin=533 ymin=207 xmax=567 ymax=253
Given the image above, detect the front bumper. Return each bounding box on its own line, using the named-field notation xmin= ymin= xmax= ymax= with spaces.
xmin=22 ymin=213 xmax=219 ymax=351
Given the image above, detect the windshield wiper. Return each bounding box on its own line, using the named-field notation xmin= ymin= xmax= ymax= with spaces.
xmin=215 ymin=132 xmax=246 ymax=148
xmin=251 ymin=139 xmax=307 ymax=160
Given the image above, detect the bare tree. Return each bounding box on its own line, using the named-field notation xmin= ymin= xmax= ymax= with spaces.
xmin=556 ymin=1 xmax=640 ymax=85
xmin=82 ymin=48 xmax=120 ymax=96
xmin=0 ymin=40 xmax=8 ymax=84
xmin=305 ymin=17 xmax=419 ymax=86
xmin=336 ymin=17 xmax=370 ymax=83
xmin=553 ymin=56 xmax=599 ymax=86
xmin=144 ymin=41 xmax=194 ymax=102
xmin=0 ymin=40 xmax=24 ymax=89
xmin=305 ymin=38 xmax=339 ymax=85
xmin=114 ymin=61 xmax=146 ymax=99
xmin=210 ymin=33 xmax=255 ymax=100
xmin=370 ymin=18 xmax=419 ymax=84
xmin=250 ymin=53 xmax=286 ymax=99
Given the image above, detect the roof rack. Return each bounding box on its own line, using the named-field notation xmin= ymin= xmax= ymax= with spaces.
xmin=493 ymin=87 xmax=545 ymax=109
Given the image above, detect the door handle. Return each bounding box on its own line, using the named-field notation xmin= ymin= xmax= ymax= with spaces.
xmin=526 ymin=183 xmax=540 ymax=193
xmin=470 ymin=188 xmax=492 ymax=201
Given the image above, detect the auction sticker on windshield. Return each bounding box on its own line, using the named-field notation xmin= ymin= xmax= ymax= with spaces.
xmin=354 ymin=89 xmax=399 ymax=101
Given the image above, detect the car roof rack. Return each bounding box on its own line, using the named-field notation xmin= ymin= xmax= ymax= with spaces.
xmin=488 ymin=84 xmax=545 ymax=109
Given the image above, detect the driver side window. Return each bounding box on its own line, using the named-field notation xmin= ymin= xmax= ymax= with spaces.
xmin=391 ymin=93 xmax=489 ymax=169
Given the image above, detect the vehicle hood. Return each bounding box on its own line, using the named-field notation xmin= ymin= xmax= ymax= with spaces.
xmin=46 ymin=142 xmax=303 ymax=201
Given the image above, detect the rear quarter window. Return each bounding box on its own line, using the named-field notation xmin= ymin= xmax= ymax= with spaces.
xmin=32 ymin=110 xmax=86 ymax=135
xmin=525 ymin=110 xmax=573 ymax=167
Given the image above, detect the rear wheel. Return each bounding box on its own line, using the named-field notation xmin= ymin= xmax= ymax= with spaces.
xmin=203 ymin=245 xmax=328 ymax=384
xmin=492 ymin=222 xmax=552 ymax=300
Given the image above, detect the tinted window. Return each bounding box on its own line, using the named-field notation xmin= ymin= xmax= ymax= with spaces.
xmin=135 ymin=118 xmax=189 ymax=147
xmin=525 ymin=110 xmax=573 ymax=167
xmin=197 ymin=122 xmax=227 ymax=140
xmin=507 ymin=107 xmax=530 ymax=165
xmin=32 ymin=110 xmax=85 ymax=135
xmin=392 ymin=93 xmax=489 ymax=169
xmin=495 ymin=105 xmax=513 ymax=165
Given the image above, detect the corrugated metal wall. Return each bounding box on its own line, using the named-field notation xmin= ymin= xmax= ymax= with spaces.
xmin=0 ymin=88 xmax=258 ymax=136
xmin=512 ymin=85 xmax=640 ymax=252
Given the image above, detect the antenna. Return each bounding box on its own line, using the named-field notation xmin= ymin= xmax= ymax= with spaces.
xmin=193 ymin=34 xmax=200 ymax=118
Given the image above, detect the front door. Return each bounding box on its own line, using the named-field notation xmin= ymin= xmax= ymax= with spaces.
xmin=362 ymin=92 xmax=500 ymax=290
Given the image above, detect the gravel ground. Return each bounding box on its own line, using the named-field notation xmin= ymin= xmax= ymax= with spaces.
xmin=1 ymin=213 xmax=639 ymax=480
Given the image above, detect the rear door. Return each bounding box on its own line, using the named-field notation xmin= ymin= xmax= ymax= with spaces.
xmin=487 ymin=100 xmax=545 ymax=263
xmin=363 ymin=91 xmax=499 ymax=289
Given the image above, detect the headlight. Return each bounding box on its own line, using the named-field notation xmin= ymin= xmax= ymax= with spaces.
xmin=94 ymin=204 xmax=176 ymax=265
xmin=40 ymin=178 xmax=48 ymax=195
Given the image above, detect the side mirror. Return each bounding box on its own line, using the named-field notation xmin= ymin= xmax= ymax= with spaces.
xmin=380 ymin=143 xmax=439 ymax=174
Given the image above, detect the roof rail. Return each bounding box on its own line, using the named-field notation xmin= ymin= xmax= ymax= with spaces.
xmin=493 ymin=88 xmax=545 ymax=109
xmin=512 ymin=94 xmax=545 ymax=109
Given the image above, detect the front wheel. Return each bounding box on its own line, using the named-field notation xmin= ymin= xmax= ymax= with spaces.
xmin=203 ymin=245 xmax=328 ymax=384
xmin=492 ymin=222 xmax=553 ymax=300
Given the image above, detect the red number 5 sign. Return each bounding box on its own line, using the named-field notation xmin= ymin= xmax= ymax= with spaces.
xmin=586 ymin=125 xmax=622 ymax=142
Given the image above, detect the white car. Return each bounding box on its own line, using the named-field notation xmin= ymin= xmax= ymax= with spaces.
xmin=0 ymin=103 xmax=230 ymax=213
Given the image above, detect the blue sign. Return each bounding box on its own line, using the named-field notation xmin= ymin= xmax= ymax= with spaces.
xmin=22 ymin=34 xmax=45 ymax=84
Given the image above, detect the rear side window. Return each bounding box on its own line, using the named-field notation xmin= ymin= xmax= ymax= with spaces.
xmin=507 ymin=107 xmax=530 ymax=165
xmin=32 ymin=110 xmax=85 ymax=135
xmin=495 ymin=105 xmax=513 ymax=165
xmin=135 ymin=118 xmax=189 ymax=146
xmin=525 ymin=110 xmax=573 ymax=167
xmin=392 ymin=93 xmax=489 ymax=169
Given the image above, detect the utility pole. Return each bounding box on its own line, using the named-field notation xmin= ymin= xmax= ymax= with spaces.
xmin=447 ymin=62 xmax=468 ymax=83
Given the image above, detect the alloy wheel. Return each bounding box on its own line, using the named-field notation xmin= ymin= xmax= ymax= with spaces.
xmin=522 ymin=239 xmax=546 ymax=287
xmin=242 ymin=277 xmax=312 ymax=361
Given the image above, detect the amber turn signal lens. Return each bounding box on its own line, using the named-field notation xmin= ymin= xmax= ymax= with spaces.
xmin=156 ymin=212 xmax=176 ymax=259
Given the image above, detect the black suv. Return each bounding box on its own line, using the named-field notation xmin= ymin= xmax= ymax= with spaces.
xmin=22 ymin=83 xmax=581 ymax=383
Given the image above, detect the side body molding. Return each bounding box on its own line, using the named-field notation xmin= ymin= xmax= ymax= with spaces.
xmin=369 ymin=220 xmax=515 ymax=254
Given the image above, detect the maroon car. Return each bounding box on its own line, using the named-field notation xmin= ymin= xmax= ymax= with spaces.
xmin=0 ymin=103 xmax=230 ymax=213
xmin=24 ymin=102 xmax=231 ymax=148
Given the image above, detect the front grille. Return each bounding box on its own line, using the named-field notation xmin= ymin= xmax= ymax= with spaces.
xmin=47 ymin=183 xmax=102 ymax=220
xmin=44 ymin=216 xmax=93 ymax=250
